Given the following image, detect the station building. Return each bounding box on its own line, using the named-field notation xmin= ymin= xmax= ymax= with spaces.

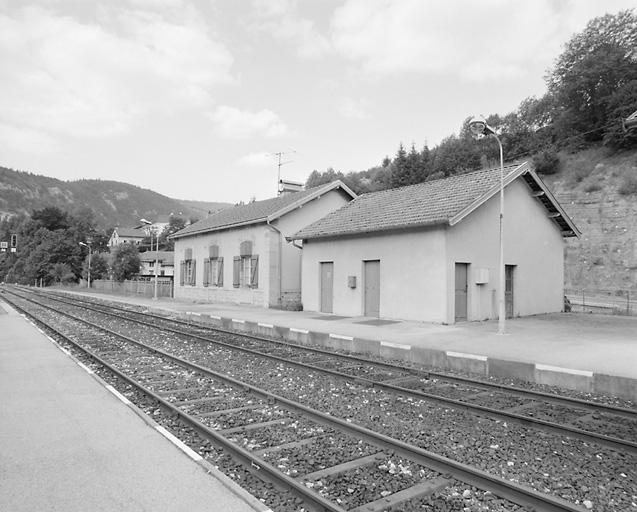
xmin=170 ymin=181 xmax=356 ymax=309
xmin=291 ymin=162 xmax=580 ymax=324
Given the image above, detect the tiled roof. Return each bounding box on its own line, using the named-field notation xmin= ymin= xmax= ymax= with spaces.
xmin=139 ymin=251 xmax=174 ymax=264
xmin=116 ymin=227 xmax=147 ymax=238
xmin=171 ymin=181 xmax=355 ymax=239
xmin=292 ymin=164 xmax=525 ymax=240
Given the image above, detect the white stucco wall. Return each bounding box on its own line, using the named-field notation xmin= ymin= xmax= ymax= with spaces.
xmin=446 ymin=179 xmax=565 ymax=322
xmin=301 ymin=228 xmax=447 ymax=322
xmin=173 ymin=224 xmax=270 ymax=306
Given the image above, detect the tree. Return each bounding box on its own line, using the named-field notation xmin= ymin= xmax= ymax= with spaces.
xmin=110 ymin=244 xmax=140 ymax=281
xmin=157 ymin=216 xmax=188 ymax=251
xmin=83 ymin=252 xmax=109 ymax=281
xmin=546 ymin=10 xmax=637 ymax=147
xmin=31 ymin=206 xmax=70 ymax=231
xmin=305 ymin=168 xmax=344 ymax=188
xmin=49 ymin=263 xmax=75 ymax=283
xmin=389 ymin=144 xmax=409 ymax=187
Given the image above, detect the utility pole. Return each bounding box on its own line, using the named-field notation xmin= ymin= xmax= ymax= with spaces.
xmin=273 ymin=151 xmax=295 ymax=195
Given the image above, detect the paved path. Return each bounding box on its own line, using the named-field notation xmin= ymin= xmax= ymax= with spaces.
xmin=0 ymin=300 xmax=267 ymax=512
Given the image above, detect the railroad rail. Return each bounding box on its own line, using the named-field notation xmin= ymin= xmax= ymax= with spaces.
xmin=1 ymin=287 xmax=591 ymax=512
xmin=20 ymin=287 xmax=637 ymax=456
xmin=2 ymin=290 xmax=637 ymax=510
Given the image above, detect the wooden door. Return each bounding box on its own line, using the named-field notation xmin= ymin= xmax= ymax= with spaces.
xmin=320 ymin=262 xmax=334 ymax=313
xmin=505 ymin=265 xmax=514 ymax=318
xmin=364 ymin=260 xmax=380 ymax=317
xmin=455 ymin=263 xmax=468 ymax=321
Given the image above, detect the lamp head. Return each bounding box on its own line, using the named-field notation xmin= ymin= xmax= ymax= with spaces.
xmin=468 ymin=116 xmax=495 ymax=139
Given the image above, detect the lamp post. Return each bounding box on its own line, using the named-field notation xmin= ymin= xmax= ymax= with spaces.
xmin=140 ymin=219 xmax=159 ymax=300
xmin=468 ymin=116 xmax=506 ymax=335
xmin=79 ymin=241 xmax=92 ymax=289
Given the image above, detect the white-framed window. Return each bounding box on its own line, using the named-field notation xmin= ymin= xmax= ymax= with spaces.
xmin=180 ymin=259 xmax=196 ymax=286
xmin=203 ymin=257 xmax=224 ymax=287
xmin=233 ymin=255 xmax=258 ymax=288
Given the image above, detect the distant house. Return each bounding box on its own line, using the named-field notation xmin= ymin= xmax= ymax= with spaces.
xmin=141 ymin=215 xmax=171 ymax=238
xmin=291 ymin=162 xmax=580 ymax=324
xmin=138 ymin=250 xmax=174 ymax=277
xmin=108 ymin=227 xmax=147 ymax=247
xmin=170 ymin=181 xmax=356 ymax=309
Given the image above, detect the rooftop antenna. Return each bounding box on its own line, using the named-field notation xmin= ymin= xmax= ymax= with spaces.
xmin=273 ymin=150 xmax=295 ymax=195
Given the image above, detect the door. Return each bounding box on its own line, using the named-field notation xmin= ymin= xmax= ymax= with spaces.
xmin=455 ymin=263 xmax=468 ymax=321
xmin=364 ymin=260 xmax=380 ymax=317
xmin=505 ymin=265 xmax=514 ymax=318
xmin=320 ymin=262 xmax=334 ymax=313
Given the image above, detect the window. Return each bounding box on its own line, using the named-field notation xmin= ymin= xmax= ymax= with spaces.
xmin=233 ymin=255 xmax=258 ymax=288
xmin=180 ymin=259 xmax=196 ymax=286
xmin=203 ymin=257 xmax=224 ymax=287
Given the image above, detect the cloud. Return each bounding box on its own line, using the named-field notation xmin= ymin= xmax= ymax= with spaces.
xmin=211 ymin=106 xmax=289 ymax=139
xmin=249 ymin=0 xmax=331 ymax=58
xmin=329 ymin=0 xmax=634 ymax=80
xmin=339 ymin=97 xmax=371 ymax=120
xmin=237 ymin=151 xmax=275 ymax=167
xmin=0 ymin=123 xmax=59 ymax=154
xmin=0 ymin=3 xmax=233 ymax=148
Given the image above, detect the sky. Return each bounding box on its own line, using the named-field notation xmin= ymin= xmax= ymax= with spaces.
xmin=0 ymin=0 xmax=634 ymax=204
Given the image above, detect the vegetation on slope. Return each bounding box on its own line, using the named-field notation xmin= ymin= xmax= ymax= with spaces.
xmin=0 ymin=167 xmax=229 ymax=230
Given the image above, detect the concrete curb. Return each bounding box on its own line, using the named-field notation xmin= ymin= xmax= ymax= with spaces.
xmin=179 ymin=310 xmax=637 ymax=402
xmin=22 ymin=313 xmax=271 ymax=512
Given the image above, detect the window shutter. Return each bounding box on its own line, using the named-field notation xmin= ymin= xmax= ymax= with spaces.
xmin=203 ymin=259 xmax=209 ymax=287
xmin=240 ymin=240 xmax=252 ymax=257
xmin=190 ymin=260 xmax=196 ymax=286
xmin=179 ymin=261 xmax=185 ymax=286
xmin=250 ymin=255 xmax=259 ymax=288
xmin=218 ymin=257 xmax=224 ymax=287
xmin=233 ymin=256 xmax=240 ymax=288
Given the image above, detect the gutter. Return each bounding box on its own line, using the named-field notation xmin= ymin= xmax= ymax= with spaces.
xmin=266 ymin=218 xmax=284 ymax=307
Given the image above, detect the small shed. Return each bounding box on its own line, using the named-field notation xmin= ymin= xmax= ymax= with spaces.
xmin=291 ymin=162 xmax=579 ymax=324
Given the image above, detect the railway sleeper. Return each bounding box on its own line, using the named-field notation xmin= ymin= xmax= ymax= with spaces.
xmin=197 ymin=404 xmax=263 ymax=418
xmin=173 ymin=395 xmax=227 ymax=406
xmin=300 ymin=453 xmax=386 ymax=481
xmin=252 ymin=435 xmax=328 ymax=456
xmin=220 ymin=418 xmax=289 ymax=434
xmin=348 ymin=476 xmax=454 ymax=512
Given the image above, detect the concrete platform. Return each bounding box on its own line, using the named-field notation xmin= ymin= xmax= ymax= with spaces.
xmin=0 ymin=300 xmax=269 ymax=512
xmin=49 ymin=287 xmax=637 ymax=402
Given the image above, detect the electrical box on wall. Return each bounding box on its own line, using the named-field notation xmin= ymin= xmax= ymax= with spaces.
xmin=475 ymin=268 xmax=489 ymax=285
xmin=348 ymin=276 xmax=357 ymax=288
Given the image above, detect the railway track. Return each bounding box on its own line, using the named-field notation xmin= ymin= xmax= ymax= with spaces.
xmin=26 ymin=287 xmax=637 ymax=453
xmin=3 ymin=286 xmax=636 ymax=511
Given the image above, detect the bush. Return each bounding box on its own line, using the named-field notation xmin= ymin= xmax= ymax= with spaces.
xmin=532 ymin=149 xmax=560 ymax=175
xmin=583 ymin=180 xmax=602 ymax=193
xmin=618 ymin=173 xmax=637 ymax=195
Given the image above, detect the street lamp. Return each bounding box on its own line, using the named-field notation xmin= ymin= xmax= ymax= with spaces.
xmin=468 ymin=116 xmax=506 ymax=335
xmin=79 ymin=241 xmax=92 ymax=289
xmin=140 ymin=218 xmax=158 ymax=300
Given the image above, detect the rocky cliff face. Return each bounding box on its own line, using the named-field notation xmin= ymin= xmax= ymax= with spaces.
xmin=543 ymin=148 xmax=637 ymax=292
